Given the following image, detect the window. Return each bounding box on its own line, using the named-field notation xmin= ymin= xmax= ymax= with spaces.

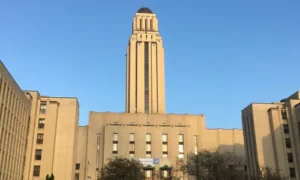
xmin=146 ymin=144 xmax=151 ymax=151
xmin=178 ymin=144 xmax=184 ymax=153
xmin=145 ymin=19 xmax=148 ymax=30
xmin=146 ymin=133 xmax=151 ymax=142
xmin=129 ymin=144 xmax=135 ymax=151
xmin=129 ymin=133 xmax=135 ymax=142
xmin=283 ymin=124 xmax=289 ymax=134
xmin=285 ymin=138 xmax=291 ymax=148
xmin=194 ymin=135 xmax=198 ymax=154
xmin=150 ymin=19 xmax=153 ymax=30
xmin=37 ymin=134 xmax=44 ymax=144
xmin=33 ymin=166 xmax=40 ymax=176
xmin=113 ymin=133 xmax=118 ymax=142
xmin=289 ymin=168 xmax=296 ymax=178
xmin=162 ymin=170 xmax=168 ymax=178
xmin=40 ymin=102 xmax=47 ymax=114
xmin=38 ymin=118 xmax=45 ymax=128
xmin=162 ymin=134 xmax=168 ymax=143
xmin=96 ymin=133 xmax=101 ymax=171
xmin=76 ymin=163 xmax=80 ymax=170
xmin=113 ymin=143 xmax=118 ymax=152
xmin=129 ymin=153 xmax=134 ymax=158
xmin=35 ymin=149 xmax=42 ymax=160
xmin=145 ymin=170 xmax=152 ymax=177
xmin=162 ymin=144 xmax=168 ymax=152
xmin=75 ymin=173 xmax=79 ymax=180
xmin=281 ymin=110 xmax=287 ymax=120
xmin=287 ymin=153 xmax=293 ymax=163
xmin=178 ymin=134 xmax=184 ymax=143
xmin=144 ymin=42 xmax=149 ymax=113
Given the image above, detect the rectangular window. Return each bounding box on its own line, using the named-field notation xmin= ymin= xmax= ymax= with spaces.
xmin=33 ymin=166 xmax=40 ymax=176
xmin=37 ymin=134 xmax=44 ymax=144
xmin=144 ymin=42 xmax=149 ymax=113
xmin=145 ymin=170 xmax=152 ymax=178
xmin=194 ymin=135 xmax=198 ymax=154
xmin=289 ymin=168 xmax=296 ymax=178
xmin=129 ymin=133 xmax=135 ymax=142
xmin=76 ymin=163 xmax=80 ymax=170
xmin=129 ymin=153 xmax=134 ymax=158
xmin=113 ymin=143 xmax=118 ymax=151
xmin=146 ymin=133 xmax=151 ymax=142
xmin=96 ymin=133 xmax=101 ymax=172
xmin=287 ymin=153 xmax=293 ymax=163
xmin=38 ymin=118 xmax=45 ymax=129
xmin=75 ymin=173 xmax=80 ymax=180
xmin=162 ymin=134 xmax=168 ymax=143
xmin=35 ymin=149 xmax=42 ymax=160
xmin=285 ymin=138 xmax=291 ymax=148
xmin=178 ymin=134 xmax=184 ymax=143
xmin=113 ymin=133 xmax=118 ymax=142
xmin=150 ymin=19 xmax=153 ymax=31
xmin=281 ymin=110 xmax=287 ymax=120
xmin=162 ymin=144 xmax=168 ymax=152
xmin=40 ymin=102 xmax=47 ymax=114
xmin=283 ymin=124 xmax=289 ymax=134
xmin=146 ymin=144 xmax=151 ymax=151
xmin=178 ymin=144 xmax=184 ymax=153
xmin=129 ymin=144 xmax=135 ymax=151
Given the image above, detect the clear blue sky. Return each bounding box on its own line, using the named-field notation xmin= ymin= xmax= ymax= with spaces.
xmin=1 ymin=0 xmax=299 ymax=128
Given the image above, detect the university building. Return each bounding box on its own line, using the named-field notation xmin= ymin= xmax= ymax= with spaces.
xmin=242 ymin=91 xmax=300 ymax=179
xmin=0 ymin=7 xmax=246 ymax=180
xmin=76 ymin=7 xmax=245 ymax=180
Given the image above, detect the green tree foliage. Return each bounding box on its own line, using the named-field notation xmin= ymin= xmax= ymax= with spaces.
xmin=99 ymin=157 xmax=145 ymax=180
xmin=46 ymin=173 xmax=54 ymax=180
xmin=181 ymin=150 xmax=246 ymax=180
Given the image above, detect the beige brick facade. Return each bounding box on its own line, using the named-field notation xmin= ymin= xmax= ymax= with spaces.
xmin=0 ymin=61 xmax=31 ymax=180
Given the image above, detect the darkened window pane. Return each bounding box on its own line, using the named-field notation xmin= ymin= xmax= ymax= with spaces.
xmin=33 ymin=166 xmax=40 ymax=176
xmin=283 ymin=124 xmax=289 ymax=134
xmin=285 ymin=138 xmax=291 ymax=148
xmin=144 ymin=42 xmax=149 ymax=113
xmin=40 ymin=102 xmax=47 ymax=114
xmin=76 ymin=163 xmax=80 ymax=170
xmin=35 ymin=149 xmax=42 ymax=160
xmin=287 ymin=153 xmax=293 ymax=163
xmin=37 ymin=134 xmax=44 ymax=144
xmin=38 ymin=118 xmax=45 ymax=128
xmin=289 ymin=168 xmax=296 ymax=178
xmin=281 ymin=110 xmax=287 ymax=119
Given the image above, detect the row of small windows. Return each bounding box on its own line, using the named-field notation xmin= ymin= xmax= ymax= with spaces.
xmin=112 ymin=133 xmax=198 ymax=159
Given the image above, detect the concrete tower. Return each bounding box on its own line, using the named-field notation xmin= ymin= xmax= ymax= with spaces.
xmin=125 ymin=7 xmax=166 ymax=114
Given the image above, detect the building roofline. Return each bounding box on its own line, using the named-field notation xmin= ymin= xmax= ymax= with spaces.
xmin=0 ymin=60 xmax=30 ymax=105
xmin=89 ymin=111 xmax=204 ymax=116
xmin=206 ymin=128 xmax=242 ymax=131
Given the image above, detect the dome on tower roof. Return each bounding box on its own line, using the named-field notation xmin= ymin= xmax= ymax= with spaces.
xmin=137 ymin=7 xmax=153 ymax=14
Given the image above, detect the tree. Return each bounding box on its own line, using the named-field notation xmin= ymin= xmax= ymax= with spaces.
xmin=181 ymin=150 xmax=246 ymax=180
xmin=46 ymin=173 xmax=54 ymax=180
xmin=99 ymin=157 xmax=145 ymax=180
xmin=254 ymin=167 xmax=289 ymax=180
